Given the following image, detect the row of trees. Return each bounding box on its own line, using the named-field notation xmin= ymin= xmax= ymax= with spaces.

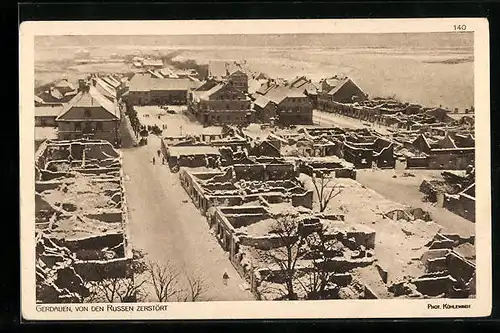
xmin=84 ymin=249 xmax=207 ymax=303
xmin=124 ymin=103 xmax=142 ymax=137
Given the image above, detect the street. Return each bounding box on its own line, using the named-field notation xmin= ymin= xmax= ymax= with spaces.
xmin=121 ymin=134 xmax=254 ymax=302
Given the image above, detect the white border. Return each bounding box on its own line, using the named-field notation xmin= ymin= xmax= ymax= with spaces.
xmin=20 ymin=18 xmax=491 ymax=320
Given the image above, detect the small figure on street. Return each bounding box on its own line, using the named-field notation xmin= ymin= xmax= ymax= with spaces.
xmin=157 ymin=149 xmax=161 ymax=158
xmin=222 ymin=270 xmax=229 ymax=286
xmin=152 ymin=157 xmax=156 ymax=165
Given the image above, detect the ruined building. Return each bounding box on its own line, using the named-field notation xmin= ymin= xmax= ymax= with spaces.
xmin=35 ymin=139 xmax=131 ymax=303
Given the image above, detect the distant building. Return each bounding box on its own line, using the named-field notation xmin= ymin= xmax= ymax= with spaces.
xmin=55 ymin=83 xmax=121 ymax=143
xmin=54 ymin=79 xmax=76 ymax=95
xmin=254 ymin=86 xmax=313 ymax=125
xmin=36 ymin=86 xmax=77 ymax=105
xmin=288 ymin=76 xmax=319 ymax=108
xmin=92 ymin=77 xmax=117 ymax=103
xmin=253 ymin=95 xmax=277 ymax=123
xmin=317 ymin=76 xmax=367 ymax=109
xmin=188 ymin=81 xmax=252 ymax=125
xmin=142 ymin=59 xmax=164 ymax=69
xmin=254 ymin=78 xmax=287 ymax=97
xmin=208 ymin=61 xmax=249 ymax=93
xmin=407 ymin=133 xmax=475 ymax=170
xmin=126 ymin=74 xmax=199 ymax=106
xmin=157 ymin=67 xmax=200 ymax=80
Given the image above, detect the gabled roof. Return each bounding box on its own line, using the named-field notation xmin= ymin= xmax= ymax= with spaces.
xmin=323 ymin=76 xmax=348 ymax=89
xmin=129 ymin=74 xmax=196 ymax=92
xmin=128 ymin=74 xmax=151 ymax=91
xmin=54 ymin=79 xmax=75 ymax=91
xmin=265 ymin=86 xmax=308 ymax=105
xmin=151 ymin=78 xmax=196 ymax=91
xmin=192 ymin=83 xmax=226 ymax=101
xmin=254 ymin=95 xmax=273 ymax=108
xmin=34 ymin=95 xmax=45 ymax=104
xmin=327 ymin=78 xmax=351 ymax=95
xmin=324 ymin=77 xmax=365 ymax=100
xmin=95 ymin=78 xmax=117 ymax=101
xmin=103 ymin=76 xmax=121 ymax=88
xmin=289 ymin=76 xmax=310 ymax=89
xmin=50 ymin=88 xmax=64 ymax=100
xmin=149 ymin=69 xmax=164 ymax=79
xmin=56 ymin=86 xmax=120 ymax=121
xmin=64 ymin=90 xmax=78 ymax=97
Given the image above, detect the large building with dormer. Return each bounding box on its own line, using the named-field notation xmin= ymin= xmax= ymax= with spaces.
xmin=188 ymin=80 xmax=253 ymax=125
xmin=55 ymin=82 xmax=121 ymax=144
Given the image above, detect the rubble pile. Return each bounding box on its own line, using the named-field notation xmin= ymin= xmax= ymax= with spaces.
xmin=36 ymin=234 xmax=90 ymax=303
xmin=35 ymin=139 xmax=130 ymax=304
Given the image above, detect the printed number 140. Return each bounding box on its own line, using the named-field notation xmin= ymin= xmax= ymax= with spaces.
xmin=454 ymin=24 xmax=467 ymax=31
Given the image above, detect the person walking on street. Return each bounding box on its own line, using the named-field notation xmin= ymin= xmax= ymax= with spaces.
xmin=222 ymin=270 xmax=229 ymax=286
xmin=157 ymin=149 xmax=161 ymax=158
xmin=152 ymin=157 xmax=156 ymax=165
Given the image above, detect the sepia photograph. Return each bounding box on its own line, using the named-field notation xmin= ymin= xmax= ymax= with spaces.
xmin=20 ymin=19 xmax=491 ymax=320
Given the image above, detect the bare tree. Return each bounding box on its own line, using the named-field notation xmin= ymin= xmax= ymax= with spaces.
xmin=147 ymin=261 xmax=182 ymax=302
xmin=183 ymin=273 xmax=208 ymax=302
xmin=146 ymin=261 xmax=208 ymax=302
xmin=296 ymin=228 xmax=343 ymax=299
xmin=259 ymin=213 xmax=307 ymax=300
xmin=86 ymin=276 xmax=148 ymax=303
xmin=311 ymin=172 xmax=342 ymax=212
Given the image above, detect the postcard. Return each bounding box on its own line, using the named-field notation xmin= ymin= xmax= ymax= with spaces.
xmin=19 ymin=18 xmax=490 ymax=320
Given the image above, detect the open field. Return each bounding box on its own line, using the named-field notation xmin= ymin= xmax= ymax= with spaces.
xmin=35 ymin=33 xmax=474 ymax=110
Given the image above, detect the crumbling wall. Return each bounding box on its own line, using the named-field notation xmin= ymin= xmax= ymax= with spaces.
xmin=343 ymin=144 xmax=373 ymax=169
xmin=447 ymin=252 xmax=475 ymax=283
xmin=84 ymin=142 xmax=120 ymax=160
xmin=40 ymin=170 xmax=71 ymax=181
xmin=412 ymin=274 xmax=455 ymax=297
xmin=406 ymin=156 xmax=430 ymax=168
xmin=226 ymin=214 xmax=270 ymax=228
xmin=234 ymin=165 xmax=266 ymax=181
xmin=428 ymin=152 xmax=474 ymax=170
xmin=344 ymin=230 xmax=376 ymax=250
xmin=73 ymin=257 xmax=131 ymax=281
xmin=291 ymin=190 xmax=313 ymax=209
xmin=443 ymin=193 xmax=475 ymax=222
xmin=266 ymin=164 xmax=297 ymax=180
xmin=57 ymin=233 xmax=125 ymax=257
xmin=321 ymin=257 xmax=375 ymax=273
xmin=238 ymin=235 xmax=287 ymax=250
